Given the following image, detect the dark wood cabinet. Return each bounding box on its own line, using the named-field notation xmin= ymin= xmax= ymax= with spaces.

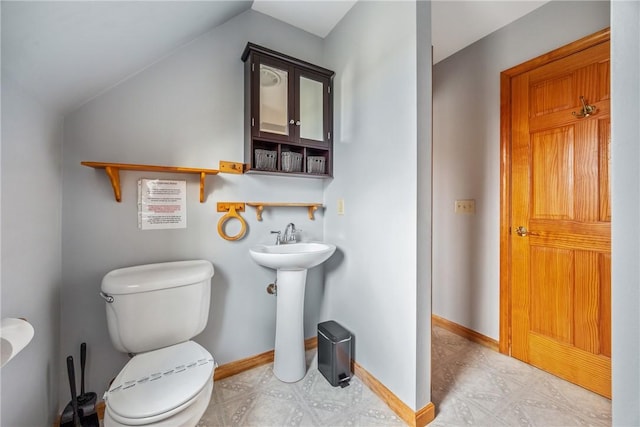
xmin=242 ymin=43 xmax=334 ymax=177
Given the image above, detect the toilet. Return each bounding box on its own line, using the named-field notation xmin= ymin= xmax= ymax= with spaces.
xmin=100 ymin=260 xmax=216 ymax=427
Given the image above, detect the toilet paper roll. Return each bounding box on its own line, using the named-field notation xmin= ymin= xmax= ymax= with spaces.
xmin=1 ymin=318 xmax=35 ymax=368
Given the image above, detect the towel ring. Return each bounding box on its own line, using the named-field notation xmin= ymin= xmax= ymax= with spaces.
xmin=217 ymin=205 xmax=247 ymax=241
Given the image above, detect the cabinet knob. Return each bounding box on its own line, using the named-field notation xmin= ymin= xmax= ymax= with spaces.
xmin=296 ymin=120 xmax=301 ymax=126
xmin=289 ymin=119 xmax=295 ymax=125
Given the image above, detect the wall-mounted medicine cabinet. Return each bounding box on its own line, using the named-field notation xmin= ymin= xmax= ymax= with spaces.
xmin=242 ymin=43 xmax=334 ymax=178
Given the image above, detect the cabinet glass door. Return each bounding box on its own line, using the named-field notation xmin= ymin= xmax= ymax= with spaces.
xmin=299 ymin=76 xmax=324 ymax=142
xmin=259 ymin=64 xmax=289 ymax=136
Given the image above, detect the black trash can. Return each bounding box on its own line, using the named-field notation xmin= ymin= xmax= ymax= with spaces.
xmin=318 ymin=320 xmax=352 ymax=387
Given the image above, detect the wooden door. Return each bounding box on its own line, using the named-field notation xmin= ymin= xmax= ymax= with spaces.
xmin=507 ymin=36 xmax=611 ymax=398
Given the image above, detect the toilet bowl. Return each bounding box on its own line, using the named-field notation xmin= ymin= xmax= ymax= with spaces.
xmin=101 ymin=261 xmax=216 ymax=427
xmin=104 ymin=341 xmax=215 ymax=426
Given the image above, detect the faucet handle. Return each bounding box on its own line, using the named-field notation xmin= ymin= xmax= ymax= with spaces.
xmin=270 ymin=230 xmax=281 ymax=244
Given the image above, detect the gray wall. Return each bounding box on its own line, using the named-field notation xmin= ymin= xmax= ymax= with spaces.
xmin=322 ymin=1 xmax=432 ymax=410
xmin=1 ymin=76 xmax=63 ymax=426
xmin=611 ymin=1 xmax=640 ymax=424
xmin=61 ymin=10 xmax=327 ymax=402
xmin=432 ymin=1 xmax=610 ymax=339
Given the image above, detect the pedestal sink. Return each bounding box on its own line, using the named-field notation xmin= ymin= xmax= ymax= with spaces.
xmin=250 ymin=242 xmax=336 ymax=382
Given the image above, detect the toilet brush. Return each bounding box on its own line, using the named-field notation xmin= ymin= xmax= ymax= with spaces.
xmin=60 ymin=356 xmax=80 ymax=427
xmin=76 ymin=343 xmax=98 ymax=416
xmin=60 ymin=347 xmax=99 ymax=427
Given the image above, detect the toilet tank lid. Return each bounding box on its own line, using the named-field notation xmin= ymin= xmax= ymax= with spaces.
xmin=101 ymin=260 xmax=214 ymax=295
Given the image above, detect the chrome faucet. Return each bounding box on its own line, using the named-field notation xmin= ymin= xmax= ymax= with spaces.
xmin=270 ymin=230 xmax=282 ymax=245
xmin=270 ymin=223 xmax=297 ymax=245
xmin=283 ymin=223 xmax=297 ymax=243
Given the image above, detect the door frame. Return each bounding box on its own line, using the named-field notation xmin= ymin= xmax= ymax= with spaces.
xmin=499 ymin=28 xmax=611 ymax=355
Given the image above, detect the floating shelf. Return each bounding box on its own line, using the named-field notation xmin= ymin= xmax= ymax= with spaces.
xmin=81 ymin=161 xmax=220 ymax=203
xmin=246 ymin=202 xmax=323 ymax=221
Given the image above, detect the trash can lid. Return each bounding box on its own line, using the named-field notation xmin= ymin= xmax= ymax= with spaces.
xmin=318 ymin=320 xmax=351 ymax=341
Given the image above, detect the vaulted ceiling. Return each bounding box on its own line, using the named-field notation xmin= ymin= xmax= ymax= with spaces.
xmin=1 ymin=1 xmax=548 ymax=115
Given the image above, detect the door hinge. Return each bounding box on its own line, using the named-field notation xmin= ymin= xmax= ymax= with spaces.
xmin=328 ymin=86 xmax=331 ymax=94
xmin=252 ymin=63 xmax=255 ymax=72
xmin=251 ymin=118 xmax=254 ymax=127
xmin=328 ymin=132 xmax=331 ymax=140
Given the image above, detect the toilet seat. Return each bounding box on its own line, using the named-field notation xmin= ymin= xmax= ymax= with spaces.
xmin=105 ymin=341 xmax=215 ymax=426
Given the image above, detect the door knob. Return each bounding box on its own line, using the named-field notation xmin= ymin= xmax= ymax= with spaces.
xmin=515 ymin=226 xmax=539 ymax=237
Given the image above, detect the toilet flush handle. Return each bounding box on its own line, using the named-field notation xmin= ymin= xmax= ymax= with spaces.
xmin=99 ymin=292 xmax=114 ymax=303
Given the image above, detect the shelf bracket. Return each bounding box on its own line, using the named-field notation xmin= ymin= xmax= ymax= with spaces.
xmin=199 ymin=172 xmax=206 ymax=203
xmin=253 ymin=205 xmax=265 ymax=221
xmin=104 ymin=166 xmax=122 ymax=202
xmin=307 ymin=205 xmax=319 ymax=220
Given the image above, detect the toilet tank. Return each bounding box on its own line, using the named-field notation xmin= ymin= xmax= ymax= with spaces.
xmin=101 ymin=260 xmax=214 ymax=354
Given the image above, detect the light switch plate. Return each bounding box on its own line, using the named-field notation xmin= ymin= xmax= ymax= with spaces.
xmin=455 ymin=199 xmax=475 ymax=214
xmin=337 ymin=198 xmax=345 ymax=215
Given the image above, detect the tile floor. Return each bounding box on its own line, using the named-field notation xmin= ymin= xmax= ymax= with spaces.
xmin=430 ymin=326 xmax=611 ymax=427
xmin=197 ymin=326 xmax=612 ymax=426
xmin=197 ymin=349 xmax=404 ymax=426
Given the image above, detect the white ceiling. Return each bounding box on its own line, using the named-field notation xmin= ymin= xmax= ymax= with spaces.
xmin=251 ymin=1 xmax=549 ymax=63
xmin=431 ymin=1 xmax=549 ymax=63
xmin=252 ymin=0 xmax=358 ymax=38
xmin=1 ymin=0 xmax=549 ymax=116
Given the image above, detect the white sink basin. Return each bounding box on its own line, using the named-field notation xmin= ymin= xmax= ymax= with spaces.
xmin=249 ymin=241 xmax=337 ymax=382
xmin=250 ymin=242 xmax=336 ymax=271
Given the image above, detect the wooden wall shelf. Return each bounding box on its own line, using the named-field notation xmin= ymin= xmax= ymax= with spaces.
xmin=81 ymin=161 xmax=220 ymax=203
xmin=246 ymin=202 xmax=323 ymax=221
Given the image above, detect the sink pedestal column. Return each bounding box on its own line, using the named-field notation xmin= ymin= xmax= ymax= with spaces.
xmin=273 ymin=269 xmax=308 ymax=382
